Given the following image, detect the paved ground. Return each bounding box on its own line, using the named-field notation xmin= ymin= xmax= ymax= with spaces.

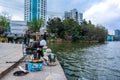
xmin=0 ymin=43 xmax=24 ymax=78
xmin=0 ymin=43 xmax=67 ymax=80
xmin=1 ymin=57 xmax=67 ymax=80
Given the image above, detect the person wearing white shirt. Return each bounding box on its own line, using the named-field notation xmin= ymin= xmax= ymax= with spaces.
xmin=40 ymin=39 xmax=47 ymax=46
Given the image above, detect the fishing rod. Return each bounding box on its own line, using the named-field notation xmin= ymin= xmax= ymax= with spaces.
xmin=6 ymin=61 xmax=29 ymax=63
xmin=6 ymin=59 xmax=43 ymax=63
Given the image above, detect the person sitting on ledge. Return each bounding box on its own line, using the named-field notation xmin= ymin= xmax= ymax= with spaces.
xmin=45 ymin=48 xmax=57 ymax=66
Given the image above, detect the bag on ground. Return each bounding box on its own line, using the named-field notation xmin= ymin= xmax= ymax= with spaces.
xmin=26 ymin=62 xmax=43 ymax=72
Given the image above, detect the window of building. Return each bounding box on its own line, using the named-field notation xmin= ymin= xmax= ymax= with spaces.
xmin=38 ymin=3 xmax=40 ymax=7
xmin=38 ymin=0 xmax=40 ymax=3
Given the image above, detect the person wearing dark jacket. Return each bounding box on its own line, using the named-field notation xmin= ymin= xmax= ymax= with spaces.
xmin=43 ymin=31 xmax=47 ymax=41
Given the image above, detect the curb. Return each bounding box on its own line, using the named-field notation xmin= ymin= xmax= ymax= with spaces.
xmin=0 ymin=56 xmax=26 ymax=79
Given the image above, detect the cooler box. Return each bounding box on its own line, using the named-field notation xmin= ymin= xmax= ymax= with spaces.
xmin=27 ymin=62 xmax=43 ymax=72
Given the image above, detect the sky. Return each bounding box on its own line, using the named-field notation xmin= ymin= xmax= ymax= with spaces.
xmin=0 ymin=0 xmax=120 ymax=34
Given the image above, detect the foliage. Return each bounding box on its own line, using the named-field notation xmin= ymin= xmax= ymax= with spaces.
xmin=81 ymin=20 xmax=95 ymax=40
xmin=94 ymin=24 xmax=108 ymax=43
xmin=0 ymin=12 xmax=10 ymax=34
xmin=28 ymin=18 xmax=44 ymax=32
xmin=63 ymin=18 xmax=80 ymax=41
xmin=47 ymin=17 xmax=64 ymax=38
xmin=47 ymin=18 xmax=108 ymax=43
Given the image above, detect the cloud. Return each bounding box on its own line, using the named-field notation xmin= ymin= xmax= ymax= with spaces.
xmin=0 ymin=6 xmax=2 ymax=12
xmin=84 ymin=0 xmax=120 ymax=25
xmin=0 ymin=0 xmax=24 ymax=20
xmin=0 ymin=0 xmax=119 ymax=35
xmin=47 ymin=0 xmax=66 ymax=12
xmin=12 ymin=15 xmax=24 ymax=21
xmin=70 ymin=0 xmax=85 ymax=5
xmin=1 ymin=7 xmax=24 ymax=20
xmin=84 ymin=0 xmax=120 ymax=34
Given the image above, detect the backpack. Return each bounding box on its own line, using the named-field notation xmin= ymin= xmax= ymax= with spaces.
xmin=48 ymin=53 xmax=56 ymax=62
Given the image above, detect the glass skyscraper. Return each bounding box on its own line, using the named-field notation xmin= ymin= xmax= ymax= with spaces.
xmin=24 ymin=0 xmax=47 ymax=22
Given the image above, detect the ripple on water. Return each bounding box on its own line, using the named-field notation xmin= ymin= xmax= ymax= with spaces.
xmin=50 ymin=42 xmax=120 ymax=80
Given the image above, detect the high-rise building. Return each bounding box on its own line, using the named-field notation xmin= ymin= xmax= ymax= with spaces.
xmin=70 ymin=9 xmax=78 ymax=21
xmin=78 ymin=13 xmax=83 ymax=23
xmin=115 ymin=29 xmax=120 ymax=37
xmin=24 ymin=0 xmax=47 ymax=22
xmin=115 ymin=29 xmax=120 ymax=40
xmin=64 ymin=11 xmax=71 ymax=19
xmin=24 ymin=0 xmax=30 ymax=21
xmin=64 ymin=9 xmax=83 ymax=23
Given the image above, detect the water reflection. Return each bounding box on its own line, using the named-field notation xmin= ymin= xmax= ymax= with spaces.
xmin=48 ymin=42 xmax=120 ymax=80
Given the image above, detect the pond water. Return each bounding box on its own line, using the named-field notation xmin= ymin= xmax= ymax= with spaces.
xmin=48 ymin=41 xmax=120 ymax=80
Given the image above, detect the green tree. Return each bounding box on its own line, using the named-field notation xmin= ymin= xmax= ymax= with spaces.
xmin=0 ymin=12 xmax=10 ymax=34
xmin=47 ymin=17 xmax=64 ymax=38
xmin=47 ymin=17 xmax=108 ymax=43
xmin=80 ymin=19 xmax=89 ymax=37
xmin=86 ymin=20 xmax=95 ymax=40
xmin=81 ymin=19 xmax=87 ymax=25
xmin=28 ymin=18 xmax=44 ymax=32
xmin=94 ymin=24 xmax=108 ymax=43
xmin=80 ymin=20 xmax=108 ymax=42
xmin=63 ymin=18 xmax=80 ymax=41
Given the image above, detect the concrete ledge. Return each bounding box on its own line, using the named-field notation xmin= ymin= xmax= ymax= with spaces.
xmin=0 ymin=56 xmax=25 ymax=79
xmin=0 ymin=43 xmax=67 ymax=80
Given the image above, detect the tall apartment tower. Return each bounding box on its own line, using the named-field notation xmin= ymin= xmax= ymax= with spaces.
xmin=115 ymin=29 xmax=120 ymax=40
xmin=64 ymin=9 xmax=83 ymax=23
xmin=78 ymin=13 xmax=83 ymax=23
xmin=64 ymin=11 xmax=71 ymax=19
xmin=70 ymin=9 xmax=78 ymax=21
xmin=24 ymin=0 xmax=47 ymax=22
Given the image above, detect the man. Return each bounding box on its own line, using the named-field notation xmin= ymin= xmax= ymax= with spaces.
xmin=45 ymin=48 xmax=56 ymax=66
xmin=40 ymin=39 xmax=47 ymax=47
xmin=43 ymin=31 xmax=47 ymax=40
xmin=23 ymin=30 xmax=30 ymax=46
xmin=48 ymin=53 xmax=56 ymax=64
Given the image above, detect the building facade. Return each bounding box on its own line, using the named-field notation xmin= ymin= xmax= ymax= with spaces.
xmin=64 ymin=11 xmax=71 ymax=19
xmin=64 ymin=9 xmax=83 ymax=23
xmin=10 ymin=21 xmax=28 ymax=34
xmin=70 ymin=9 xmax=78 ymax=21
xmin=78 ymin=13 xmax=83 ymax=23
xmin=24 ymin=0 xmax=47 ymax=22
xmin=115 ymin=29 xmax=120 ymax=40
xmin=107 ymin=35 xmax=114 ymax=41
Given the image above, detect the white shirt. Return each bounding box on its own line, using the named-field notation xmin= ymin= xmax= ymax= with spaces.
xmin=40 ymin=39 xmax=47 ymax=46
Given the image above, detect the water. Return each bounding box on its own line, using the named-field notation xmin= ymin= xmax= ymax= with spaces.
xmin=48 ymin=41 xmax=120 ymax=80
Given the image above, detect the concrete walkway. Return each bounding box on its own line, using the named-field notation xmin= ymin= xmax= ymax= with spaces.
xmin=0 ymin=43 xmax=67 ymax=80
xmin=0 ymin=43 xmax=24 ymax=79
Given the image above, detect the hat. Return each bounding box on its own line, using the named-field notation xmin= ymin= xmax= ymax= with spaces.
xmin=43 ymin=46 xmax=47 ymax=49
xmin=46 ymin=48 xmax=52 ymax=53
xmin=40 ymin=40 xmax=47 ymax=46
xmin=44 ymin=30 xmax=47 ymax=32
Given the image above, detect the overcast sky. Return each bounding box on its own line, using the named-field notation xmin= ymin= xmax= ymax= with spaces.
xmin=0 ymin=0 xmax=120 ymax=34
